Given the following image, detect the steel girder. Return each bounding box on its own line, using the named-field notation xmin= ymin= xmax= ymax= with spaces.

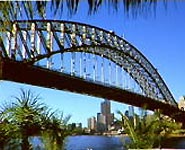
xmin=0 ymin=20 xmax=177 ymax=106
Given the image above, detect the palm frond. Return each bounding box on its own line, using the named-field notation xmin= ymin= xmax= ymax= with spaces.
xmin=117 ymin=110 xmax=138 ymax=143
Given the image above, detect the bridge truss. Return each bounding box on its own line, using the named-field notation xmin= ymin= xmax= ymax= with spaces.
xmin=0 ymin=20 xmax=177 ymax=107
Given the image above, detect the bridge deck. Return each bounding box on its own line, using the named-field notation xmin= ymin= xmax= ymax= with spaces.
xmin=0 ymin=56 xmax=185 ymax=123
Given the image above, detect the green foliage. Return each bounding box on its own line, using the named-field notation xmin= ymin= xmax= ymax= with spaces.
xmin=117 ymin=110 xmax=181 ymax=149
xmin=0 ymin=89 xmax=70 ymax=150
xmin=41 ymin=111 xmax=71 ymax=150
xmin=0 ymin=121 xmax=18 ymax=149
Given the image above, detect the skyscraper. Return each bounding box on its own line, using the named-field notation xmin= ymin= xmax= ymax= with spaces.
xmin=88 ymin=99 xmax=114 ymax=133
xmin=100 ymin=99 xmax=114 ymax=131
xmin=88 ymin=116 xmax=97 ymax=131
xmin=97 ymin=113 xmax=106 ymax=132
xmin=101 ymin=99 xmax=111 ymax=115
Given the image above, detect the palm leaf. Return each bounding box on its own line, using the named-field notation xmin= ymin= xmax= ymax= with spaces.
xmin=117 ymin=110 xmax=138 ymax=143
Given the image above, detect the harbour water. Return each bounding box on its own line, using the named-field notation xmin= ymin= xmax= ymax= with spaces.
xmin=31 ymin=135 xmax=185 ymax=150
xmin=64 ymin=135 xmax=185 ymax=150
xmin=64 ymin=135 xmax=126 ymax=150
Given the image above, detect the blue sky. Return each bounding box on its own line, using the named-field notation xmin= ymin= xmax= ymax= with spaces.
xmin=0 ymin=1 xmax=185 ymax=127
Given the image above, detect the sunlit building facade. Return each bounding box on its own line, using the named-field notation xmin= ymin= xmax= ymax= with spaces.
xmin=178 ymin=96 xmax=185 ymax=111
xmin=88 ymin=99 xmax=114 ymax=133
xmin=100 ymin=99 xmax=114 ymax=131
xmin=88 ymin=116 xmax=97 ymax=131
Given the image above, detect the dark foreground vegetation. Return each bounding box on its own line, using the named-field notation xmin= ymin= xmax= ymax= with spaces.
xmin=117 ymin=110 xmax=183 ymax=149
xmin=0 ymin=89 xmax=70 ymax=150
xmin=0 ymin=89 xmax=183 ymax=150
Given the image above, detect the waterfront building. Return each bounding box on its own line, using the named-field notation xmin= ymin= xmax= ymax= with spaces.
xmin=68 ymin=122 xmax=83 ymax=131
xmin=101 ymin=99 xmax=111 ymax=115
xmin=100 ymin=99 xmax=114 ymax=131
xmin=76 ymin=123 xmax=82 ymax=129
xmin=88 ymin=116 xmax=97 ymax=131
xmin=178 ymin=96 xmax=185 ymax=111
xmin=97 ymin=113 xmax=106 ymax=132
xmin=87 ymin=99 xmax=114 ymax=133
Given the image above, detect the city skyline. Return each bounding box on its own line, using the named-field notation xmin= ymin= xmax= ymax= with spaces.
xmin=0 ymin=2 xmax=184 ymax=126
xmin=88 ymin=99 xmax=114 ymax=132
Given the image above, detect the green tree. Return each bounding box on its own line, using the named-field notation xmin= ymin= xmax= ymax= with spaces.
xmin=41 ymin=110 xmax=71 ymax=150
xmin=0 ymin=89 xmax=44 ymax=149
xmin=0 ymin=119 xmax=19 ymax=149
xmin=0 ymin=89 xmax=70 ymax=150
xmin=117 ymin=110 xmax=181 ymax=149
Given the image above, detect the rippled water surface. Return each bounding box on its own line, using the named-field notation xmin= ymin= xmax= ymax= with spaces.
xmin=64 ymin=135 xmax=125 ymax=150
xmin=31 ymin=135 xmax=185 ymax=150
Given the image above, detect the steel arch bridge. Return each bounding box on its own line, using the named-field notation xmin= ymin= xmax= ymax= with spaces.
xmin=1 ymin=20 xmax=184 ymax=121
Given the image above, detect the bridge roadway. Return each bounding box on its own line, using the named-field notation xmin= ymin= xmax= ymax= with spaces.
xmin=0 ymin=56 xmax=185 ymax=124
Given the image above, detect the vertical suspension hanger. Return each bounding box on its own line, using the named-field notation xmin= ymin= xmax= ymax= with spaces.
xmin=101 ymin=54 xmax=104 ymax=83
xmin=5 ymin=31 xmax=11 ymax=58
xmin=60 ymin=23 xmax=65 ymax=72
xmin=11 ymin=23 xmax=17 ymax=60
xmin=83 ymin=51 xmax=87 ymax=79
xmin=46 ymin=22 xmax=53 ymax=69
xmin=71 ymin=24 xmax=76 ymax=75
xmin=22 ymin=30 xmax=27 ymax=59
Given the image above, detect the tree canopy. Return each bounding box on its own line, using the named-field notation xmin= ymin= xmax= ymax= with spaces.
xmin=0 ymin=0 xmax=169 ymax=21
xmin=0 ymin=89 xmax=70 ymax=149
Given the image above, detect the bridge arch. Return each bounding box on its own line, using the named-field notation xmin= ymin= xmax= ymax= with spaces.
xmin=0 ymin=20 xmax=176 ymax=106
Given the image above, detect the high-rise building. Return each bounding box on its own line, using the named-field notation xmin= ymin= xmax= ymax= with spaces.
xmin=97 ymin=113 xmax=106 ymax=132
xmin=101 ymin=99 xmax=111 ymax=115
xmin=100 ymin=99 xmax=114 ymax=131
xmin=88 ymin=116 xmax=97 ymax=131
xmin=87 ymin=99 xmax=114 ymax=133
